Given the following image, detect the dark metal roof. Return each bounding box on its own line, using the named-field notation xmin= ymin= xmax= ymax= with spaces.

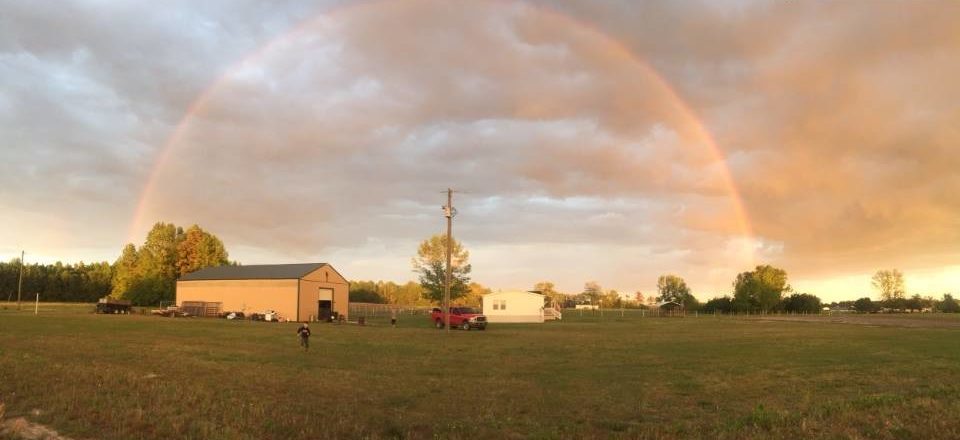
xmin=179 ymin=263 xmax=328 ymax=281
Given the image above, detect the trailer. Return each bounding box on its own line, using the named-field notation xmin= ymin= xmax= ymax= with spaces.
xmin=96 ymin=297 xmax=133 ymax=314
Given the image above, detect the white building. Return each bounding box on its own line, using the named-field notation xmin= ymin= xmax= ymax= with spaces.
xmin=482 ymin=290 xmax=546 ymax=323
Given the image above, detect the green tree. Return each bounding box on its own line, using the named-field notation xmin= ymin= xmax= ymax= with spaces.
xmin=781 ymin=293 xmax=822 ymax=314
xmin=348 ymin=283 xmax=387 ymax=303
xmin=110 ymin=244 xmax=140 ymax=298
xmin=682 ymin=294 xmax=701 ymax=312
xmin=853 ymin=297 xmax=878 ymax=313
xmin=124 ymin=222 xmax=183 ymax=305
xmin=656 ymin=275 xmax=691 ymax=304
xmin=600 ymin=289 xmax=622 ymax=308
xmin=0 ymin=259 xmax=112 ymax=303
xmin=110 ymin=221 xmax=232 ymax=305
xmin=733 ymin=265 xmax=791 ymax=313
xmin=139 ymin=222 xmax=182 ymax=281
xmin=703 ymin=296 xmax=734 ymax=314
xmin=125 ymin=274 xmax=169 ymax=306
xmin=939 ymin=294 xmax=959 ymax=313
xmin=396 ymin=281 xmax=427 ymax=305
xmin=460 ymin=282 xmax=490 ymax=307
xmin=904 ymin=294 xmax=930 ymax=312
xmin=872 ymin=269 xmax=905 ymax=301
xmin=412 ymin=234 xmax=471 ymax=304
xmin=348 ymin=280 xmax=428 ymax=305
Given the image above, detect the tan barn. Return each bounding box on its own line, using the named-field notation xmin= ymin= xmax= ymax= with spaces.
xmin=175 ymin=263 xmax=348 ymax=321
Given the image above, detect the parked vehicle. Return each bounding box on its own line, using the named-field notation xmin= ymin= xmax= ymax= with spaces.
xmin=95 ymin=297 xmax=133 ymax=314
xmin=430 ymin=307 xmax=487 ymax=330
xmin=220 ymin=311 xmax=245 ymax=320
xmin=150 ymin=306 xmax=191 ymax=317
xmin=250 ymin=310 xmax=282 ymax=322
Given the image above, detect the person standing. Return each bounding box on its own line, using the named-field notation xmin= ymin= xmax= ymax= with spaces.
xmin=390 ymin=307 xmax=398 ymax=327
xmin=297 ymin=322 xmax=311 ymax=351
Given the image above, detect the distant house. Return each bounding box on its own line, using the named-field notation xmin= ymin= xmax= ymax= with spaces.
xmin=482 ymin=291 xmax=546 ymax=323
xmin=574 ymin=304 xmax=599 ymax=310
xmin=176 ymin=263 xmax=348 ymax=321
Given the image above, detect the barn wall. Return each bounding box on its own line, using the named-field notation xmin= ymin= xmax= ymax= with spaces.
xmin=176 ymin=279 xmax=298 ymax=319
xmin=482 ymin=292 xmax=545 ymax=323
xmin=298 ymin=266 xmax=349 ymax=320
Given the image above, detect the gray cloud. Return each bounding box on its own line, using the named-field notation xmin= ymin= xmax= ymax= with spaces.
xmin=2 ymin=0 xmax=958 ymax=298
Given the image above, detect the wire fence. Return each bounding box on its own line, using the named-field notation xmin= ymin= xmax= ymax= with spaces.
xmin=346 ymin=304 xmax=841 ymax=321
xmin=348 ymin=303 xmax=436 ymax=318
xmin=558 ymin=307 xmax=841 ymax=319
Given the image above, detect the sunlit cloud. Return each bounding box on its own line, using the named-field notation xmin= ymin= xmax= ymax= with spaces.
xmin=1 ymin=0 xmax=958 ymax=300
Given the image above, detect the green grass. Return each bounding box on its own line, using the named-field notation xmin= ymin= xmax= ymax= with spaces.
xmin=2 ymin=304 xmax=960 ymax=439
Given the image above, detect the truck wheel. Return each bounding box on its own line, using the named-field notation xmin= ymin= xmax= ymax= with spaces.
xmin=460 ymin=321 xmax=471 ymax=331
xmin=435 ymin=319 xmax=444 ymax=329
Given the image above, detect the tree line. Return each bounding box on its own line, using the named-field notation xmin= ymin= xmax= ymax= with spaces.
xmin=7 ymin=226 xmax=955 ymax=314
xmin=0 ymin=259 xmax=113 ymax=303
xmin=1 ymin=222 xmax=232 ymax=306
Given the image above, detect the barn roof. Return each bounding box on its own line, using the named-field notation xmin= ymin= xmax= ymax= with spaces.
xmin=657 ymin=301 xmax=682 ymax=308
xmin=180 ymin=263 xmax=329 ymax=281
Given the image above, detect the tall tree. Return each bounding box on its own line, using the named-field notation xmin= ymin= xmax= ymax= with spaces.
xmin=412 ymin=234 xmax=471 ymax=304
xmin=656 ymin=275 xmax=691 ymax=304
xmin=872 ymin=269 xmax=905 ymax=301
xmin=733 ymin=265 xmax=790 ymax=313
xmin=460 ymin=282 xmax=490 ymax=307
xmin=110 ymin=244 xmax=139 ymax=298
xmin=581 ymin=281 xmax=602 ymax=304
xmin=601 ymin=289 xmax=622 ymax=308
xmin=138 ymin=222 xmax=182 ymax=281
xmin=853 ymin=297 xmax=878 ymax=313
xmin=534 ymin=281 xmax=568 ymax=308
xmin=176 ymin=225 xmax=229 ymax=276
xmin=939 ymin=294 xmax=959 ymax=313
xmin=348 ymin=280 xmax=387 ymax=303
xmin=781 ymin=293 xmax=822 ymax=314
xmin=110 ymin=221 xmax=231 ymax=305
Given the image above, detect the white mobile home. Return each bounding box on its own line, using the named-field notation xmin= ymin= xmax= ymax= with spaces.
xmin=482 ymin=291 xmax=545 ymax=323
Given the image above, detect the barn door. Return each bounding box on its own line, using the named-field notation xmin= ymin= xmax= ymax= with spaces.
xmin=318 ymin=288 xmax=334 ymax=321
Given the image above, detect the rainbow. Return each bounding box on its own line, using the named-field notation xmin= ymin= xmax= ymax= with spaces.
xmin=127 ymin=0 xmax=754 ymax=261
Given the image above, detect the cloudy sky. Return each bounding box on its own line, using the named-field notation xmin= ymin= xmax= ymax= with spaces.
xmin=2 ymin=0 xmax=958 ymax=300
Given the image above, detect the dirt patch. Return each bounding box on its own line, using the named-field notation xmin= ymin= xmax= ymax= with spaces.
xmin=0 ymin=404 xmax=74 ymax=440
xmin=751 ymin=315 xmax=960 ymax=329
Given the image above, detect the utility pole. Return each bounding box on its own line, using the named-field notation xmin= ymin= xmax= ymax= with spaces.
xmin=443 ymin=188 xmax=454 ymax=334
xmin=17 ymin=250 xmax=24 ymax=310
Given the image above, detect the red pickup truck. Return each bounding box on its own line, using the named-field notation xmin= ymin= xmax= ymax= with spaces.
xmin=431 ymin=307 xmax=487 ymax=330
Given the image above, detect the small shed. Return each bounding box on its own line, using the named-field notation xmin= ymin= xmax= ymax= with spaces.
xmin=482 ymin=290 xmax=545 ymax=323
xmin=176 ymin=263 xmax=348 ymax=321
xmin=658 ymin=301 xmax=683 ymax=316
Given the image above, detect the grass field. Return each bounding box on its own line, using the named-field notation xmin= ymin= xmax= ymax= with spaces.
xmin=2 ymin=304 xmax=960 ymax=439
